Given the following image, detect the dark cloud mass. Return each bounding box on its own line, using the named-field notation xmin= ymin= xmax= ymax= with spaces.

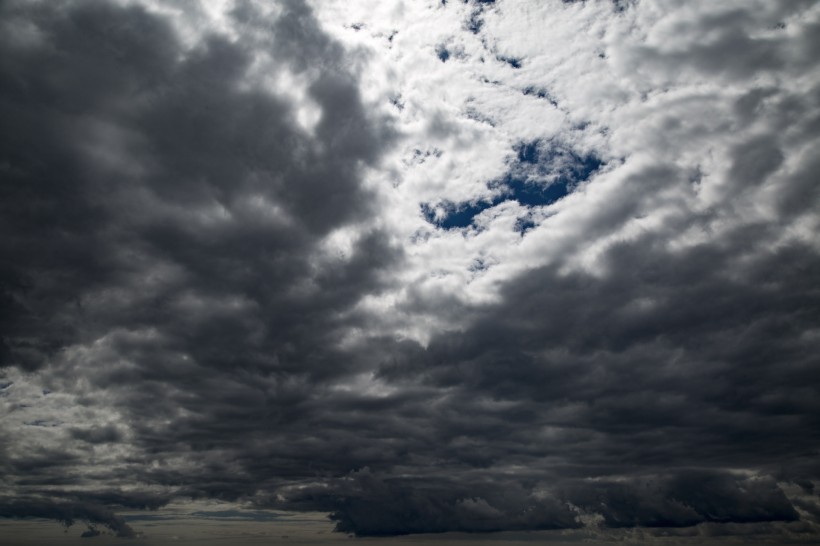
xmin=0 ymin=497 xmax=135 ymax=537
xmin=1 ymin=0 xmax=820 ymax=542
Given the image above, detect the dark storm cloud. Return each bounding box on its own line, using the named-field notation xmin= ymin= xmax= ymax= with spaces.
xmin=330 ymin=151 xmax=819 ymax=534
xmin=2 ymin=0 xmax=820 ymax=541
xmin=0 ymin=0 xmax=395 ymax=372
xmin=68 ymin=424 xmax=122 ymax=444
xmin=264 ymin=468 xmax=581 ymax=536
xmin=564 ymin=471 xmax=799 ymax=528
xmin=271 ymin=191 xmax=820 ymax=534
xmin=0 ymin=0 xmax=398 ymax=528
xmin=0 ymin=497 xmax=135 ymax=537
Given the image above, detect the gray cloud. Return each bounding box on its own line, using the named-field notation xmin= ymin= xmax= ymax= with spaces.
xmin=0 ymin=0 xmax=396 ymax=374
xmin=0 ymin=497 xmax=135 ymax=537
xmin=269 ymin=468 xmax=582 ymax=536
xmin=1 ymin=0 xmax=819 ymax=542
xmin=0 ymin=0 xmax=400 ymax=530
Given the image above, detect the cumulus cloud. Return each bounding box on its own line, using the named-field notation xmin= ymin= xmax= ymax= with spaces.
xmin=1 ymin=0 xmax=819 ymax=542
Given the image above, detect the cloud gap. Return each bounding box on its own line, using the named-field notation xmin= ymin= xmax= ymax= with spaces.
xmin=422 ymin=141 xmax=603 ymax=230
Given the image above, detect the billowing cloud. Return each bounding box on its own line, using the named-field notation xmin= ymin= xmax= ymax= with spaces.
xmin=2 ymin=0 xmax=819 ymax=542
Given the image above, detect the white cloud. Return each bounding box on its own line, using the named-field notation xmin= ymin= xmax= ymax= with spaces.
xmin=300 ymin=0 xmax=820 ymax=342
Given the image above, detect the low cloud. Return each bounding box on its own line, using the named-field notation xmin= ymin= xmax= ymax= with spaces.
xmin=0 ymin=497 xmax=135 ymax=537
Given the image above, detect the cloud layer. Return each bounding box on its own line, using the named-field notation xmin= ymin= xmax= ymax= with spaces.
xmin=2 ymin=0 xmax=820 ymax=541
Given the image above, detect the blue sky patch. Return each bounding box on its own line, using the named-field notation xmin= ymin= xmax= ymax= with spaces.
xmin=498 ymin=55 xmax=522 ymax=69
xmin=466 ymin=11 xmax=483 ymax=34
xmin=522 ymin=86 xmax=559 ymax=106
xmin=422 ymin=142 xmax=603 ymax=230
xmin=422 ymin=200 xmax=495 ymax=229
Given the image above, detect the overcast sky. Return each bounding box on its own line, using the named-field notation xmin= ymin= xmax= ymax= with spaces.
xmin=2 ymin=0 xmax=820 ymax=544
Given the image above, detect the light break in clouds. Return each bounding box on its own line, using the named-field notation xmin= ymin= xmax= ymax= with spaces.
xmin=2 ymin=0 xmax=820 ymax=543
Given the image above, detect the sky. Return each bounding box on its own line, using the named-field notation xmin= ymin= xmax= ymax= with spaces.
xmin=1 ymin=0 xmax=820 ymax=544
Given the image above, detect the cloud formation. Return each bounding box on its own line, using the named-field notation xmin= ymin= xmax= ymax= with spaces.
xmin=0 ymin=496 xmax=135 ymax=537
xmin=1 ymin=0 xmax=819 ymax=542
